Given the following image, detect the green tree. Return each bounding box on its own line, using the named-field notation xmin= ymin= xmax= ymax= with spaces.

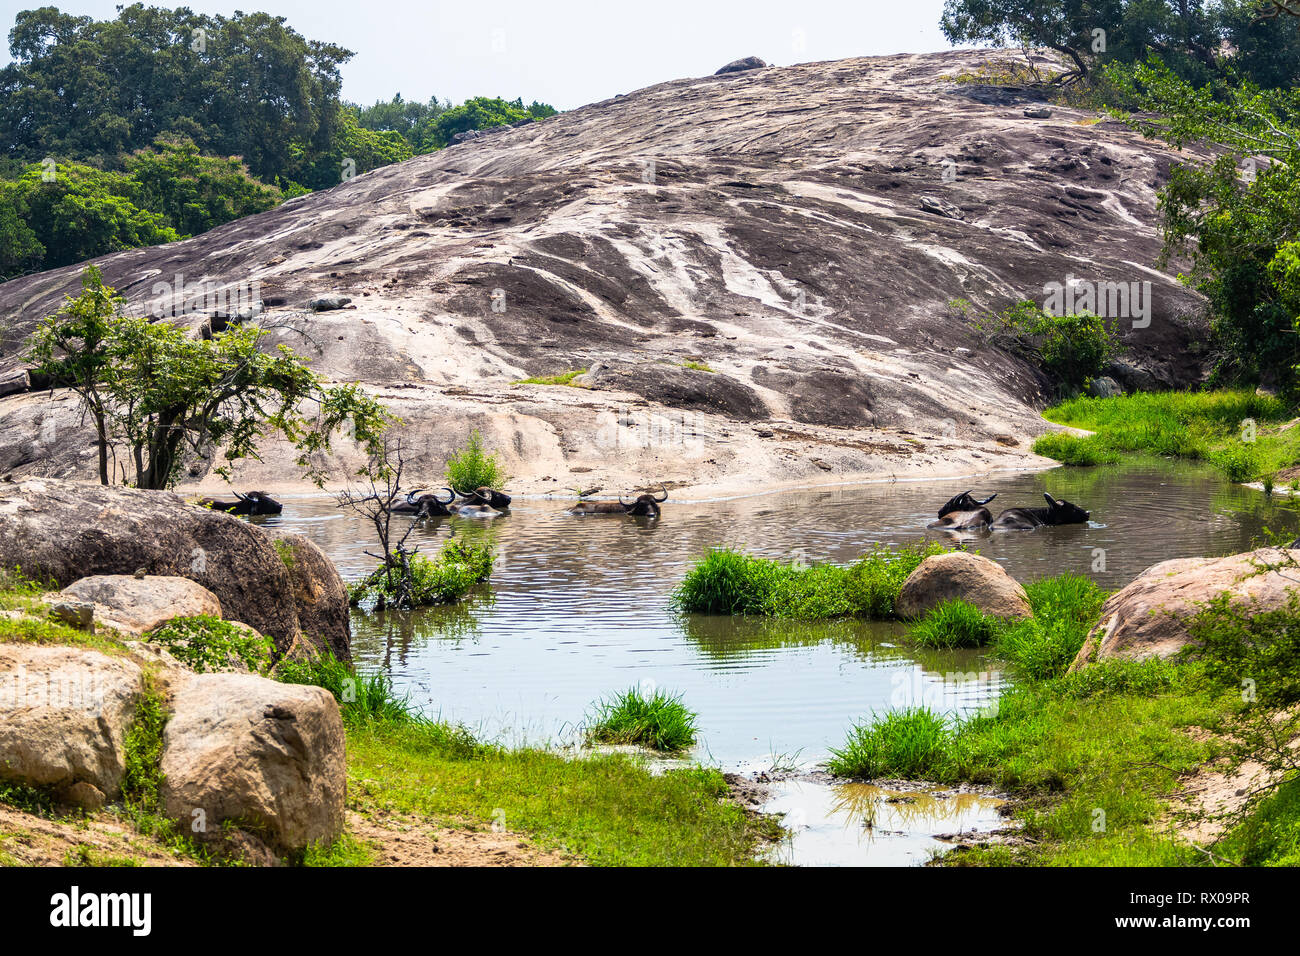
xmin=123 ymin=136 xmax=282 ymax=237
xmin=422 ymin=97 xmax=556 ymax=150
xmin=27 ymin=268 xmax=393 ymax=489
xmin=1 ymin=161 xmax=178 ymax=269
xmin=0 ymin=190 xmax=42 ymax=278
xmin=1108 ymin=56 xmax=1300 ymax=389
xmin=0 ymin=4 xmax=351 ymax=184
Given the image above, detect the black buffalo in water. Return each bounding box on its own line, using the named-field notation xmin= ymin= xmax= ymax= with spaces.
xmin=455 ymin=486 xmax=512 ymax=510
xmin=199 ymin=491 xmax=282 ymax=516
xmin=392 ymin=487 xmax=503 ymax=519
xmin=928 ymin=490 xmax=998 ymax=530
xmin=391 ymin=488 xmax=456 ymax=517
xmin=568 ymin=483 xmax=668 ymax=518
xmin=991 ymin=493 xmax=1091 ymax=530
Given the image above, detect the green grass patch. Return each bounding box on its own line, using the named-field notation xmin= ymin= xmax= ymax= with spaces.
xmin=144 ymin=615 xmax=275 ymax=674
xmin=1031 ymin=431 xmax=1121 ymax=465
xmin=585 ymin=687 xmax=699 ymax=753
xmin=909 ymin=600 xmax=1001 ymax=648
xmin=681 ymin=360 xmax=715 ymax=372
xmin=1039 ymin=389 xmax=1300 ymax=483
xmin=511 ymin=369 xmax=586 ymax=386
xmin=827 ymin=707 xmax=952 ymax=778
xmin=672 ymin=542 xmax=953 ymax=619
xmin=275 ymin=651 xmax=422 ymax=727
xmin=344 ymin=719 xmax=771 ymax=865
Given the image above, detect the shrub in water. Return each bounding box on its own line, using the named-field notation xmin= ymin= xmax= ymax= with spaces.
xmin=828 ymin=707 xmax=952 ymax=779
xmin=444 ymin=428 xmax=509 ymax=491
xmin=348 ymin=540 xmax=494 ymax=609
xmin=586 ymin=686 xmax=699 ymax=752
xmin=144 ymin=615 xmax=275 ymax=673
xmin=671 ymin=542 xmax=951 ymax=620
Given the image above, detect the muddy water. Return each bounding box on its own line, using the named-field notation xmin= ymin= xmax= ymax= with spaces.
xmin=262 ymin=459 xmax=1297 ymax=862
xmin=762 ymin=781 xmax=1006 ymax=866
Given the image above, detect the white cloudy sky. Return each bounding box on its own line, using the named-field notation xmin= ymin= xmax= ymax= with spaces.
xmin=0 ymin=0 xmax=958 ymax=109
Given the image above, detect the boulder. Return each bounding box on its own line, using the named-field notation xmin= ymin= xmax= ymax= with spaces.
xmin=0 ymin=479 xmax=301 ymax=651
xmin=261 ymin=529 xmax=351 ymax=660
xmin=0 ymin=643 xmax=142 ymax=799
xmin=306 ymin=294 xmax=352 ymax=312
xmin=48 ymin=574 xmax=221 ymax=636
xmin=1086 ymin=375 xmax=1124 ymax=398
xmin=895 ymin=552 xmax=1033 ymax=620
xmin=919 ymin=195 xmax=964 ymax=220
xmin=160 ymin=672 xmax=345 ymax=854
xmin=1070 ymin=547 xmax=1300 ymax=671
xmin=715 ymin=56 xmax=767 ymax=75
xmin=0 ymin=369 xmax=29 ymax=398
xmin=1023 ymin=106 xmax=1053 ymax=119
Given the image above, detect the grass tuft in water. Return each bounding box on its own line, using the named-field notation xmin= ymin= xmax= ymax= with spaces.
xmin=909 ymin=599 xmax=1001 ymax=648
xmin=827 ymin=708 xmax=952 ymax=779
xmin=586 ymin=686 xmax=699 ymax=753
xmin=672 ymin=542 xmax=953 ymax=619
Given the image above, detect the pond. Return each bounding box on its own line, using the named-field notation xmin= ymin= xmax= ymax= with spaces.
xmin=262 ymin=458 xmax=1298 ymax=864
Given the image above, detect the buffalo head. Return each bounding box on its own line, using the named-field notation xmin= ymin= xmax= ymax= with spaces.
xmin=619 ymin=483 xmax=668 ymax=518
xmin=456 ymin=486 xmax=512 ymax=510
xmin=937 ymin=490 xmax=997 ymax=519
xmin=1042 ymin=492 xmax=1090 ymax=525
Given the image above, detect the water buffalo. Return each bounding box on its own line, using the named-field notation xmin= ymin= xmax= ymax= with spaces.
xmin=455 ymin=486 xmax=512 ymax=510
xmin=199 ymin=491 xmax=283 ymax=516
xmin=991 ymin=493 xmax=1091 ymax=530
xmin=568 ymin=483 xmax=668 ymax=518
xmin=391 ymin=488 xmax=456 ymax=517
xmin=928 ymin=490 xmax=998 ymax=530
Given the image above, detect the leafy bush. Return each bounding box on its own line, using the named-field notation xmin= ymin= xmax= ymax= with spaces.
xmin=586 ymin=687 xmax=699 ymax=753
xmin=348 ymin=540 xmax=494 ymax=609
xmin=672 ymin=543 xmax=952 ymax=619
xmin=444 ymin=429 xmax=509 ymax=491
xmin=144 ymin=615 xmax=275 ymax=674
xmin=980 ymin=300 xmax=1121 ymax=396
xmin=909 ymin=600 xmax=1001 ymax=648
xmin=828 ymin=708 xmax=952 ymax=779
xmin=1184 ymin=588 xmax=1300 ymax=707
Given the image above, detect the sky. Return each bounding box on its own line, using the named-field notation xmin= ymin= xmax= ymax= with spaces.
xmin=0 ymin=0 xmax=957 ymax=110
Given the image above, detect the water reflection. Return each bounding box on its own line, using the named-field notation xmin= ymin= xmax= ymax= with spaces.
xmin=764 ymin=779 xmax=1006 ymax=866
xmin=264 ymin=459 xmax=1299 ymax=762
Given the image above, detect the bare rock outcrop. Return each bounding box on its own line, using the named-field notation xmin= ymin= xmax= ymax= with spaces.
xmin=0 ymin=478 xmax=340 ymax=655
xmin=0 ymin=50 xmax=1208 ymax=498
xmin=0 ymin=644 xmax=142 ymax=804
xmin=1070 ymin=548 xmax=1300 ymax=670
xmin=48 ymin=574 xmax=221 ymax=636
xmin=895 ymin=551 xmax=1033 ymax=620
xmin=159 ymin=672 xmax=346 ymax=854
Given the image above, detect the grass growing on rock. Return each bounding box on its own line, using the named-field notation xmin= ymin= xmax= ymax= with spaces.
xmin=585 ymin=687 xmax=699 ymax=753
xmin=1035 ymin=390 xmax=1300 ymax=483
xmin=145 ymin=615 xmax=275 ymax=674
xmin=511 ymin=368 xmax=586 ymax=387
xmin=673 ymin=542 xmax=952 ymax=619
